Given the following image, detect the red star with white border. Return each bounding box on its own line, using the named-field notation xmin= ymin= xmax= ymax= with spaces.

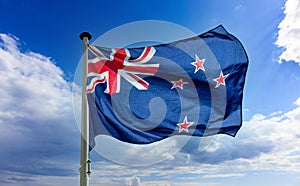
xmin=191 ymin=54 xmax=205 ymax=73
xmin=171 ymin=79 xmax=188 ymax=89
xmin=177 ymin=116 xmax=194 ymax=133
xmin=213 ymin=71 xmax=229 ymax=88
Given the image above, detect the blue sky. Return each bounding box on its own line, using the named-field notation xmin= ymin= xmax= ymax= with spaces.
xmin=0 ymin=0 xmax=300 ymax=185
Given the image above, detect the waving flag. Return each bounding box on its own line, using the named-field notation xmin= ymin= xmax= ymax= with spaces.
xmin=87 ymin=25 xmax=248 ymax=149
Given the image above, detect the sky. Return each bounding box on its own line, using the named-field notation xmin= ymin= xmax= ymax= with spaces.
xmin=0 ymin=0 xmax=300 ymax=185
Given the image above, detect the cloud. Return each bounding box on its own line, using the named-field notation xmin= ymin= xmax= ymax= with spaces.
xmin=178 ymin=98 xmax=300 ymax=172
xmin=111 ymin=176 xmax=144 ymax=186
xmin=294 ymin=97 xmax=300 ymax=106
xmin=0 ymin=33 xmax=79 ymax=183
xmin=7 ymin=176 xmax=36 ymax=183
xmin=202 ymin=173 xmax=245 ymax=178
xmin=275 ymin=0 xmax=300 ymax=64
xmin=0 ymin=170 xmax=79 ymax=186
xmin=90 ymin=175 xmax=172 ymax=186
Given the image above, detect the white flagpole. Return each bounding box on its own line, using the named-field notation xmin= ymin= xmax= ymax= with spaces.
xmin=79 ymin=32 xmax=92 ymax=186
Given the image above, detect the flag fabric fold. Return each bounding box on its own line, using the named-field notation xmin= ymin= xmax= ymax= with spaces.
xmin=87 ymin=25 xmax=248 ymax=150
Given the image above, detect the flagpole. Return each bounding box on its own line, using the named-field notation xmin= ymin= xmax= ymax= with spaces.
xmin=79 ymin=32 xmax=92 ymax=186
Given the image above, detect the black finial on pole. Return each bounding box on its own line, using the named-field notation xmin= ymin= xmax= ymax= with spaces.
xmin=80 ymin=32 xmax=92 ymax=41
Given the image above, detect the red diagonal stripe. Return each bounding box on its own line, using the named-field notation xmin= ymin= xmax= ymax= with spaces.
xmin=129 ymin=46 xmax=152 ymax=62
xmin=127 ymin=73 xmax=148 ymax=89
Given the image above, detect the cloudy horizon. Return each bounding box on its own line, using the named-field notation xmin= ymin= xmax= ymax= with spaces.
xmin=0 ymin=0 xmax=300 ymax=185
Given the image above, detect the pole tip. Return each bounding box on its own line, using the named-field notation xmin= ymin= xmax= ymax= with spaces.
xmin=80 ymin=32 xmax=92 ymax=40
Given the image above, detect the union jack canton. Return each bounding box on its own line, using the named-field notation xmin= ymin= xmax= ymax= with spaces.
xmin=87 ymin=45 xmax=159 ymax=94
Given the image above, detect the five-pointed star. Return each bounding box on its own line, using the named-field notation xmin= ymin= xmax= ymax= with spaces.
xmin=213 ymin=71 xmax=229 ymax=88
xmin=177 ymin=116 xmax=194 ymax=133
xmin=171 ymin=79 xmax=188 ymax=89
xmin=191 ymin=54 xmax=205 ymax=73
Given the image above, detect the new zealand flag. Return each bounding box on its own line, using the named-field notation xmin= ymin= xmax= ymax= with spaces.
xmin=87 ymin=25 xmax=248 ymax=150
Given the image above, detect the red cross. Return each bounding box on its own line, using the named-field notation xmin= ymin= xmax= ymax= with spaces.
xmin=87 ymin=45 xmax=159 ymax=94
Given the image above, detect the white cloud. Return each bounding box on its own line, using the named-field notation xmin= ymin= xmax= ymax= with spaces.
xmin=294 ymin=97 xmax=300 ymax=106
xmin=187 ymin=98 xmax=300 ymax=173
xmin=0 ymin=171 xmax=79 ymax=186
xmin=106 ymin=176 xmax=143 ymax=186
xmin=275 ymin=0 xmax=300 ymax=64
xmin=0 ymin=33 xmax=71 ymax=121
xmin=202 ymin=173 xmax=245 ymax=179
xmin=0 ymin=33 xmax=78 ymax=182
